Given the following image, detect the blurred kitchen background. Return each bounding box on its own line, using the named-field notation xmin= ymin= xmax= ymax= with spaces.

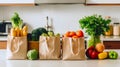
xmin=0 ymin=4 xmax=120 ymax=35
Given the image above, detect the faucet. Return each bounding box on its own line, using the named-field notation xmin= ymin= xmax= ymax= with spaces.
xmin=45 ymin=16 xmax=53 ymax=31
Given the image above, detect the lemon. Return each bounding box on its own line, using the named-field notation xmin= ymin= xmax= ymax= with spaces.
xmin=98 ymin=52 xmax=108 ymax=60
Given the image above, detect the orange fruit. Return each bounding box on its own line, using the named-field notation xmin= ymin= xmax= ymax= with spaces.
xmin=64 ymin=31 xmax=71 ymax=37
xmin=72 ymin=35 xmax=79 ymax=38
xmin=76 ymin=30 xmax=84 ymax=37
xmin=63 ymin=34 xmax=68 ymax=37
xmin=95 ymin=43 xmax=105 ymax=53
xmin=69 ymin=31 xmax=76 ymax=37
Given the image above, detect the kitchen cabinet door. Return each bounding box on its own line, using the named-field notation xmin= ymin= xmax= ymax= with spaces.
xmin=35 ymin=0 xmax=85 ymax=4
xmin=0 ymin=41 xmax=7 ymax=49
xmin=103 ymin=41 xmax=120 ymax=49
xmin=0 ymin=0 xmax=34 ymax=3
xmin=0 ymin=0 xmax=35 ymax=6
xmin=86 ymin=0 xmax=120 ymax=5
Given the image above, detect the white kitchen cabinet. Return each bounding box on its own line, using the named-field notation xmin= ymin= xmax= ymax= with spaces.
xmin=0 ymin=0 xmax=35 ymax=6
xmin=0 ymin=0 xmax=34 ymax=3
xmin=35 ymin=0 xmax=85 ymax=4
xmin=86 ymin=0 xmax=120 ymax=5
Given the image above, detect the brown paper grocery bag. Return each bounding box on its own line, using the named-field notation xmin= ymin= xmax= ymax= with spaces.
xmin=39 ymin=36 xmax=61 ymax=60
xmin=6 ymin=35 xmax=27 ymax=60
xmin=62 ymin=37 xmax=85 ymax=60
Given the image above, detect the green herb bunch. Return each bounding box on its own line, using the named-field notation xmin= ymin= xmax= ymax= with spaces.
xmin=79 ymin=14 xmax=111 ymax=36
xmin=11 ymin=12 xmax=23 ymax=29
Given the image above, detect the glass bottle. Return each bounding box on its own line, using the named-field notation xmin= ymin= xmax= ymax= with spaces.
xmin=113 ymin=22 xmax=120 ymax=36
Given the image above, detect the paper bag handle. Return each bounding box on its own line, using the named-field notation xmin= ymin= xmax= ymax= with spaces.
xmin=10 ymin=37 xmax=22 ymax=54
xmin=43 ymin=37 xmax=49 ymax=52
xmin=44 ymin=37 xmax=54 ymax=53
xmin=69 ymin=38 xmax=79 ymax=55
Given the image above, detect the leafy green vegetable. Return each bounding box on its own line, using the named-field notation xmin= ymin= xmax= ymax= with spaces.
xmin=79 ymin=14 xmax=111 ymax=36
xmin=11 ymin=12 xmax=23 ymax=28
xmin=79 ymin=14 xmax=111 ymax=47
xmin=87 ymin=35 xmax=101 ymax=47
xmin=31 ymin=27 xmax=48 ymax=41
xmin=27 ymin=49 xmax=38 ymax=60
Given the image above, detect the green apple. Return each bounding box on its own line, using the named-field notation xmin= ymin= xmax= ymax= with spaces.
xmin=48 ymin=31 xmax=54 ymax=36
xmin=55 ymin=33 xmax=60 ymax=37
xmin=41 ymin=33 xmax=48 ymax=36
xmin=108 ymin=51 xmax=118 ymax=59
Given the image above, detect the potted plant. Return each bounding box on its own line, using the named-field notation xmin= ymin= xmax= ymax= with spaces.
xmin=79 ymin=14 xmax=111 ymax=48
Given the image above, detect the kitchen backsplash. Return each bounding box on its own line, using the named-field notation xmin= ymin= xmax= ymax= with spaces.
xmin=0 ymin=4 xmax=120 ymax=35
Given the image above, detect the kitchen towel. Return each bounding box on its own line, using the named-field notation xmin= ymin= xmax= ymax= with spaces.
xmin=39 ymin=36 xmax=61 ymax=60
xmin=6 ymin=35 xmax=27 ymax=60
xmin=62 ymin=37 xmax=85 ymax=60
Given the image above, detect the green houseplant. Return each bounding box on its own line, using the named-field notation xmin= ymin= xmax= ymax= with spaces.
xmin=79 ymin=14 xmax=111 ymax=48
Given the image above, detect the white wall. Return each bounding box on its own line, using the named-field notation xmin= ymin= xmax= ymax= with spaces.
xmin=0 ymin=4 xmax=120 ymax=35
xmin=0 ymin=7 xmax=5 ymax=21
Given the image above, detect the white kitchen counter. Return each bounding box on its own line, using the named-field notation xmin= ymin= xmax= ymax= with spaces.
xmin=0 ymin=36 xmax=7 ymax=41
xmin=1 ymin=50 xmax=120 ymax=67
xmin=101 ymin=36 xmax=120 ymax=41
xmin=1 ymin=36 xmax=120 ymax=41
xmin=85 ymin=36 xmax=120 ymax=41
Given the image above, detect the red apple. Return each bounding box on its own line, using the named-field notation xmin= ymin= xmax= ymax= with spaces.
xmin=88 ymin=46 xmax=94 ymax=50
xmin=86 ymin=46 xmax=99 ymax=59
xmin=86 ymin=46 xmax=94 ymax=58
xmin=91 ymin=50 xmax=99 ymax=59
xmin=86 ymin=49 xmax=93 ymax=58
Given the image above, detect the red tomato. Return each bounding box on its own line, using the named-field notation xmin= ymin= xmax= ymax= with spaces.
xmin=64 ymin=31 xmax=71 ymax=37
xmin=69 ymin=31 xmax=76 ymax=37
xmin=76 ymin=30 xmax=84 ymax=37
xmin=72 ymin=35 xmax=79 ymax=38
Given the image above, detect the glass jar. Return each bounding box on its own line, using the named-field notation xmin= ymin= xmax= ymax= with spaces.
xmin=105 ymin=24 xmax=113 ymax=36
xmin=113 ymin=23 xmax=120 ymax=36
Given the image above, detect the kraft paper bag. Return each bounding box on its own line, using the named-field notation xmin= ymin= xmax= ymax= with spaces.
xmin=6 ymin=35 xmax=27 ymax=60
xmin=62 ymin=37 xmax=85 ymax=60
xmin=39 ymin=36 xmax=61 ymax=60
